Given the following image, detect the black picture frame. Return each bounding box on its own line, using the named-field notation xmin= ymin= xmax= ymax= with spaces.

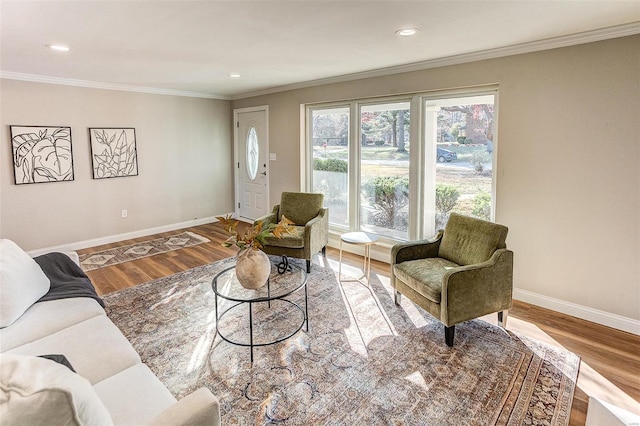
xmin=10 ymin=125 xmax=74 ymax=185
xmin=89 ymin=128 xmax=139 ymax=179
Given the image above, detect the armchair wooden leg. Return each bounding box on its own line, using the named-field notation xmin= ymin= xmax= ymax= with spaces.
xmin=306 ymin=259 xmax=311 ymax=273
xmin=444 ymin=325 xmax=455 ymax=347
xmin=321 ymin=246 xmax=327 ymax=258
xmin=497 ymin=310 xmax=509 ymax=329
xmin=394 ymin=291 xmax=401 ymax=306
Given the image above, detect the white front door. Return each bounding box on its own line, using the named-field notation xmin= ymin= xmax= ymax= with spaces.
xmin=235 ymin=107 xmax=269 ymax=222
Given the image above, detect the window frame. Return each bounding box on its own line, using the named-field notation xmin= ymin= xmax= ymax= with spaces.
xmin=305 ymin=85 xmax=498 ymax=244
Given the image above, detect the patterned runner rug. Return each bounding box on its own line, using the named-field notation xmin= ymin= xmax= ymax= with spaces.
xmin=79 ymin=231 xmax=210 ymax=271
xmin=104 ymin=257 xmax=579 ymax=425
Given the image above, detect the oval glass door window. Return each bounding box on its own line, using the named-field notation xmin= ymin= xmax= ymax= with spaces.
xmin=246 ymin=127 xmax=259 ymax=180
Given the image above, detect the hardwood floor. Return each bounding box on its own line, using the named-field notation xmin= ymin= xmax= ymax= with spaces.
xmin=78 ymin=222 xmax=640 ymax=425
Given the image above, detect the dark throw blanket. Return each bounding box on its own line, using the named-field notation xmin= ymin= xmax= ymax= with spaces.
xmin=34 ymin=252 xmax=105 ymax=308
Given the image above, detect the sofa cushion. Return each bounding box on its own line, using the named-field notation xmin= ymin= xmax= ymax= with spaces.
xmin=94 ymin=364 xmax=176 ymax=426
xmin=0 ymin=239 xmax=51 ymax=328
xmin=393 ymin=257 xmax=460 ymax=303
xmin=0 ymin=353 xmax=112 ymax=426
xmin=279 ymin=192 xmax=324 ymax=225
xmin=7 ymin=315 xmax=141 ymax=384
xmin=0 ymin=298 xmax=105 ymax=352
xmin=149 ymin=388 xmax=220 ymax=426
xmin=438 ymin=213 xmax=508 ymax=266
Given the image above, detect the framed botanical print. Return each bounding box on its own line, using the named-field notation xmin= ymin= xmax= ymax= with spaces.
xmin=10 ymin=125 xmax=74 ymax=185
xmin=89 ymin=128 xmax=139 ymax=179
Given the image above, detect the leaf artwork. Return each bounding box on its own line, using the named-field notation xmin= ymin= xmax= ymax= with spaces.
xmin=10 ymin=126 xmax=74 ymax=184
xmin=90 ymin=128 xmax=138 ymax=179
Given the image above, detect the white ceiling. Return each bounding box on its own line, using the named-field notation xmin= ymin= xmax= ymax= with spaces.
xmin=1 ymin=1 xmax=639 ymax=99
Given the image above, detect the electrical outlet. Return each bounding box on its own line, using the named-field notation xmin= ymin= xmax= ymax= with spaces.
xmin=121 ymin=209 xmax=127 ymax=218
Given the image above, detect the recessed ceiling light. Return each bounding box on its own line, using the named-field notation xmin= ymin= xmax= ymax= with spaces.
xmin=46 ymin=44 xmax=70 ymax=52
xmin=229 ymin=73 xmax=241 ymax=79
xmin=395 ymin=28 xmax=419 ymax=37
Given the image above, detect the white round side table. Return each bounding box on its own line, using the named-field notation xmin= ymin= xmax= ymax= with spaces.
xmin=338 ymin=231 xmax=378 ymax=286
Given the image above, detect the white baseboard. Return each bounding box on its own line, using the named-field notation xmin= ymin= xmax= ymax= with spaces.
xmin=514 ymin=288 xmax=640 ymax=336
xmin=330 ymin=234 xmax=640 ymax=335
xmin=27 ymin=216 xmax=221 ymax=257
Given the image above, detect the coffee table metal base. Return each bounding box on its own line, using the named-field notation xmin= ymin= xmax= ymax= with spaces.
xmin=213 ymin=269 xmax=309 ymax=364
xmin=215 ymin=297 xmax=307 ymax=364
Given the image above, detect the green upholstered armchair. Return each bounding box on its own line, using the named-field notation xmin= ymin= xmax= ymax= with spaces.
xmin=255 ymin=192 xmax=328 ymax=273
xmin=390 ymin=213 xmax=513 ymax=346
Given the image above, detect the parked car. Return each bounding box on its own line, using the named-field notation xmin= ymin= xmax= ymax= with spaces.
xmin=437 ymin=147 xmax=457 ymax=162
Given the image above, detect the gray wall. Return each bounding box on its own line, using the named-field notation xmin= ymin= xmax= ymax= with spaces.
xmin=232 ymin=35 xmax=640 ymax=322
xmin=1 ymin=80 xmax=233 ymax=251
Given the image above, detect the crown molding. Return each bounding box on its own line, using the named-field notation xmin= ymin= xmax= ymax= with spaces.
xmin=1 ymin=22 xmax=637 ymax=101
xmin=0 ymin=71 xmax=230 ymax=100
xmin=231 ymin=22 xmax=640 ymax=100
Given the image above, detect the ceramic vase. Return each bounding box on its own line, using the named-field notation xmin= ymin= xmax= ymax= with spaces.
xmin=235 ymin=249 xmax=270 ymax=289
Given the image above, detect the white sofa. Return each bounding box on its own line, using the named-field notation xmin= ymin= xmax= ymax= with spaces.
xmin=0 ymin=240 xmax=220 ymax=425
xmin=586 ymin=397 xmax=640 ymax=426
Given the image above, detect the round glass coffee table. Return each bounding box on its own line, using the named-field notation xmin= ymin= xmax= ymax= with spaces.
xmin=211 ymin=259 xmax=308 ymax=363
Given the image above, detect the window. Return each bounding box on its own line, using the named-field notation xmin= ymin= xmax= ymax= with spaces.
xmin=310 ymin=107 xmax=350 ymax=227
xmin=424 ymin=94 xmax=495 ymax=234
xmin=359 ymin=101 xmax=410 ymax=240
xmin=246 ymin=126 xmax=259 ymax=180
xmin=307 ymin=89 xmax=496 ymax=242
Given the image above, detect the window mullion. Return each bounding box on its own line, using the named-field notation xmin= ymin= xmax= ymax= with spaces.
xmin=408 ymin=95 xmax=422 ymax=240
xmin=423 ymin=102 xmax=438 ymax=237
xmin=349 ymin=101 xmax=359 ymax=231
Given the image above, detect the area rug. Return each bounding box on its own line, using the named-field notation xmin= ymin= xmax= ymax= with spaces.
xmin=79 ymin=231 xmax=210 ymax=271
xmin=104 ymin=258 xmax=580 ymax=425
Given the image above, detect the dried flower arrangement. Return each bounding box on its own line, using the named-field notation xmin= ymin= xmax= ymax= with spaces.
xmin=216 ymin=214 xmax=294 ymax=251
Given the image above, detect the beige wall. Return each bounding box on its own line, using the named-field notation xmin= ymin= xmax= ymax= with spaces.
xmin=1 ymin=80 xmax=233 ymax=251
xmin=232 ymin=35 xmax=640 ymax=321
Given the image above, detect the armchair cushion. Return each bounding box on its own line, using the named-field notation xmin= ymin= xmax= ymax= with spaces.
xmin=262 ymin=226 xmax=305 ymax=249
xmin=438 ymin=213 xmax=508 ymax=266
xmin=393 ymin=258 xmax=459 ymax=303
xmin=279 ymin=192 xmax=324 ymax=225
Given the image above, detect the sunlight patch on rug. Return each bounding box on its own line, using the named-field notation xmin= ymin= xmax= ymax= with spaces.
xmin=79 ymin=231 xmax=210 ymax=271
xmin=104 ymin=257 xmax=580 ymax=425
